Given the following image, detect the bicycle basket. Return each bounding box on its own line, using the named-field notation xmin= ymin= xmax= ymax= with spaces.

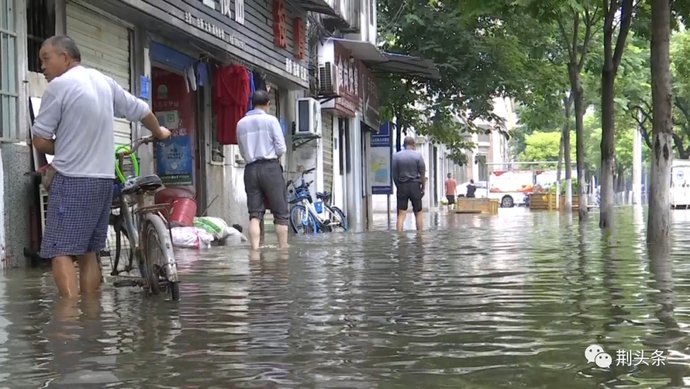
xmin=288 ymin=186 xmax=310 ymax=204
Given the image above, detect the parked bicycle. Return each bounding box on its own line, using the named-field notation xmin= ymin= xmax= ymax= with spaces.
xmin=108 ymin=136 xmax=180 ymax=301
xmin=287 ymin=167 xmax=348 ymax=234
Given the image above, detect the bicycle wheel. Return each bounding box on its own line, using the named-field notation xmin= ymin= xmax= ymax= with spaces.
xmin=142 ymin=216 xmax=179 ymax=300
xmin=289 ymin=204 xmax=318 ymax=234
xmin=325 ymin=206 xmax=348 ymax=232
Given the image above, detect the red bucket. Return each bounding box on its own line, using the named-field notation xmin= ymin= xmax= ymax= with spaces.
xmin=155 ymin=187 xmax=195 ymax=205
xmin=169 ymin=198 xmax=197 ymax=227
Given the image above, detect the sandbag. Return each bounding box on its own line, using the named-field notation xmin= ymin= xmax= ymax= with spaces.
xmin=193 ymin=216 xmax=229 ymax=240
xmin=222 ymin=226 xmax=248 ymax=245
xmin=170 ymin=226 xmax=213 ymax=249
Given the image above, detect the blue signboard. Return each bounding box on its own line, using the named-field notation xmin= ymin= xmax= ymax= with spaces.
xmin=370 ymin=122 xmax=393 ymax=195
xmin=155 ymin=135 xmax=194 ymax=185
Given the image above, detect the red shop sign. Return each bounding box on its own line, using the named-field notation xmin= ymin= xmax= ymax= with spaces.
xmin=293 ymin=17 xmax=305 ymax=60
xmin=273 ymin=0 xmax=287 ymax=48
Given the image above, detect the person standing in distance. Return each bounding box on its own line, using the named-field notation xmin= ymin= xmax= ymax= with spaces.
xmin=32 ymin=35 xmax=171 ymax=298
xmin=236 ymin=90 xmax=289 ymax=250
xmin=392 ymin=136 xmax=426 ymax=231
xmin=444 ymin=173 xmax=457 ymax=208
xmin=466 ymin=179 xmax=477 ymax=198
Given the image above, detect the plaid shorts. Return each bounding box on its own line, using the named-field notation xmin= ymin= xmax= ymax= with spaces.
xmin=40 ymin=173 xmax=114 ymax=259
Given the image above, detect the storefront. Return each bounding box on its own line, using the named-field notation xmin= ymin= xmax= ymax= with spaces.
xmin=316 ymin=37 xmax=439 ymax=231
xmin=309 ymin=39 xmax=379 ymax=231
xmin=57 ymin=0 xmax=310 ymax=229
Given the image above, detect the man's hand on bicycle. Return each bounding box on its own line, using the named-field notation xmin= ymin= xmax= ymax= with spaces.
xmin=154 ymin=126 xmax=172 ymax=140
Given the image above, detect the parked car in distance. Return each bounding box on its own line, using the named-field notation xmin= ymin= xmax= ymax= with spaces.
xmin=456 ymin=181 xmax=488 ymax=198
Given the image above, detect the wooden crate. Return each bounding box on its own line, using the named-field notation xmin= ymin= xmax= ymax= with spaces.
xmin=529 ymin=193 xmax=580 ymax=211
xmin=455 ymin=198 xmax=499 ymax=215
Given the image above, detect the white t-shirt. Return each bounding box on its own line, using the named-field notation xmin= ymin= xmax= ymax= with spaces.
xmin=32 ymin=65 xmax=150 ymax=179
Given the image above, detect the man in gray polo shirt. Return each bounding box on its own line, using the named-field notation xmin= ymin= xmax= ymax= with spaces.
xmin=32 ymin=35 xmax=170 ymax=298
xmin=237 ymin=90 xmax=289 ymax=250
xmin=392 ymin=136 xmax=426 ymax=231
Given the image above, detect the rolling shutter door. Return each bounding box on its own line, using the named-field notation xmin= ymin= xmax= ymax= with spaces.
xmin=66 ymin=2 xmax=132 ymax=146
xmin=322 ymin=114 xmax=334 ymax=193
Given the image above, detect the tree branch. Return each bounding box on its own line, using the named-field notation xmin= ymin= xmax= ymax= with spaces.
xmin=572 ymin=9 xmax=580 ymax=61
xmin=630 ymin=104 xmax=653 ymax=149
xmin=675 ymin=97 xmax=690 ymax=122
xmin=612 ymin=0 xmax=634 ymax=70
xmin=672 ymin=132 xmax=688 ymax=159
xmin=578 ymin=7 xmax=594 ymax=71
xmin=556 ymin=15 xmax=575 ymax=62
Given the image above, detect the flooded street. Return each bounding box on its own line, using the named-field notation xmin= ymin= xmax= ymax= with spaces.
xmin=3 ymin=207 xmax=690 ymax=387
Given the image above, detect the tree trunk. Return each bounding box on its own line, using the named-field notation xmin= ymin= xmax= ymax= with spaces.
xmin=557 ymin=130 xmax=564 ymax=182
xmin=570 ymin=65 xmax=588 ymax=220
xmin=600 ymin=45 xmax=617 ymax=229
xmin=563 ymin=96 xmax=573 ymax=211
xmin=648 ymin=0 xmax=674 ymax=243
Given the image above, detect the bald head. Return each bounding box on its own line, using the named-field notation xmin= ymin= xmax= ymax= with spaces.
xmin=404 ymin=136 xmax=416 ymax=149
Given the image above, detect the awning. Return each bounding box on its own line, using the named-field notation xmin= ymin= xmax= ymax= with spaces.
xmin=296 ymin=0 xmax=338 ymax=16
xmin=369 ymin=53 xmax=441 ymax=80
xmin=329 ymin=38 xmax=440 ymax=80
xmin=330 ymin=38 xmax=387 ymax=62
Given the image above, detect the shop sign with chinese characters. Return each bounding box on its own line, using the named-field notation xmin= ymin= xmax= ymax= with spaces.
xmin=184 ymin=12 xmax=245 ymax=49
xmin=324 ymin=41 xmax=379 ymax=119
xmin=285 ymin=58 xmax=309 ymax=83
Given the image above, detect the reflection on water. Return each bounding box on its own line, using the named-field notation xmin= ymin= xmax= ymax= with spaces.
xmin=1 ymin=208 xmax=690 ymax=387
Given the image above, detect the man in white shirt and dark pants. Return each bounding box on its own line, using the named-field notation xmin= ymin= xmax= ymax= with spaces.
xmin=236 ymin=90 xmax=289 ymax=250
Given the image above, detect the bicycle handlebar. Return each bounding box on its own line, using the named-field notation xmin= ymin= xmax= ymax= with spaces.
xmin=302 ymin=167 xmax=316 ymax=175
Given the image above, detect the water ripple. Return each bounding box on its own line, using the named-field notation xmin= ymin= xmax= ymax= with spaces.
xmin=0 ymin=208 xmax=689 ymax=387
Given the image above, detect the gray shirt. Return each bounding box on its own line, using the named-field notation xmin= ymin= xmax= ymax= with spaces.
xmin=236 ymin=108 xmax=286 ymax=164
xmin=392 ymin=148 xmax=426 ymax=185
xmin=32 ymin=65 xmax=150 ymax=179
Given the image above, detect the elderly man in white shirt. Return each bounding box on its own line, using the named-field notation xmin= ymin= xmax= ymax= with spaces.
xmin=32 ymin=35 xmax=171 ymax=298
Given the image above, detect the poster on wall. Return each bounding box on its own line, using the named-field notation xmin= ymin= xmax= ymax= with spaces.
xmin=370 ymin=122 xmax=393 ymax=195
xmin=152 ymin=68 xmax=196 ymax=186
xmin=154 ymin=123 xmax=194 ymax=185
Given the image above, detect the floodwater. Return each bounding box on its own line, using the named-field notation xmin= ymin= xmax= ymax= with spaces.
xmin=2 ymin=207 xmax=690 ymax=388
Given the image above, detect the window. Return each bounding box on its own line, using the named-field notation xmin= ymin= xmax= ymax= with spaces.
xmin=478 ymin=131 xmax=491 ymax=143
xmin=477 ymin=155 xmax=488 ymax=181
xmin=1 ymin=0 xmax=18 ymax=139
xmin=26 ymin=0 xmax=55 ymax=72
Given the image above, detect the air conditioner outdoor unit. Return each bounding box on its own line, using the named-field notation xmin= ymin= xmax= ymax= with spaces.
xmin=296 ymin=97 xmax=322 ymax=136
xmin=318 ymin=62 xmax=338 ymax=95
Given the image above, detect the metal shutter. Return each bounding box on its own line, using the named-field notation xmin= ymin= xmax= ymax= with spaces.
xmin=322 ymin=114 xmax=334 ymax=194
xmin=66 ymin=2 xmax=132 ymax=146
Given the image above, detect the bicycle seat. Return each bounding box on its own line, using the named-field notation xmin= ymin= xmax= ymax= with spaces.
xmin=122 ymin=175 xmax=163 ymax=194
xmin=316 ymin=191 xmax=331 ymax=201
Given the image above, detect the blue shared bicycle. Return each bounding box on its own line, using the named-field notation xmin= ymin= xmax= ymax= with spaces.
xmin=287 ymin=168 xmax=348 ymax=234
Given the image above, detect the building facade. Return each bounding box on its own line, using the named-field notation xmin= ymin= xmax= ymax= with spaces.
xmin=3 ymin=0 xmax=315 ymax=267
xmin=302 ymin=0 xmax=438 ymax=231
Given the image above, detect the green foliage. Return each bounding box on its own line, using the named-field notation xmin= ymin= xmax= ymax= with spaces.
xmin=519 ymin=131 xmax=575 ymax=163
xmin=378 ymin=0 xmax=534 ymax=156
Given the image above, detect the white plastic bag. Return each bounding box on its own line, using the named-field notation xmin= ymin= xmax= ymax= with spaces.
xmin=171 ymin=227 xmax=213 ymax=249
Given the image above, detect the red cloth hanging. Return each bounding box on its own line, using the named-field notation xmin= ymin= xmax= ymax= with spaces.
xmin=213 ymin=65 xmax=250 ymax=145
